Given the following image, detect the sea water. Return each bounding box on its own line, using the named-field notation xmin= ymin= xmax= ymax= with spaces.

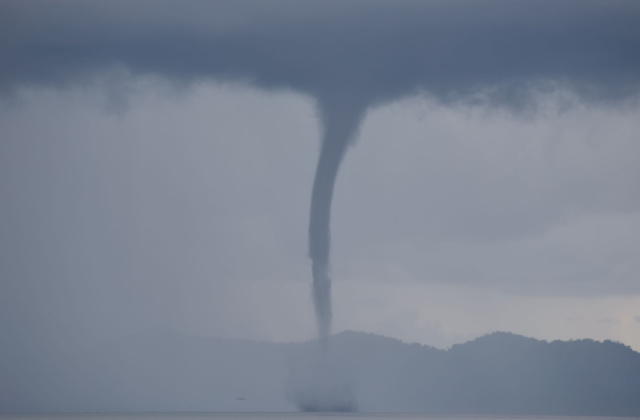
xmin=1 ymin=414 xmax=639 ymax=420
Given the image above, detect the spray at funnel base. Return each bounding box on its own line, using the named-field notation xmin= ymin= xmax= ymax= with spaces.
xmin=286 ymin=344 xmax=358 ymax=412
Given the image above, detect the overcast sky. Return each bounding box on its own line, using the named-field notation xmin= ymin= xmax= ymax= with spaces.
xmin=1 ymin=0 xmax=640 ymax=352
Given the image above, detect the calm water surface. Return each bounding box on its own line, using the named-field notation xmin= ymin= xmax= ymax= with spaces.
xmin=2 ymin=415 xmax=639 ymax=420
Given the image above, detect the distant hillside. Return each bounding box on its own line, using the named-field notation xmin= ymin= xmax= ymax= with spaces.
xmin=2 ymin=330 xmax=639 ymax=415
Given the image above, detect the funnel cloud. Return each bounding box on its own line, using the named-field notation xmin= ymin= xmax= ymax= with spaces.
xmin=310 ymin=96 xmax=367 ymax=338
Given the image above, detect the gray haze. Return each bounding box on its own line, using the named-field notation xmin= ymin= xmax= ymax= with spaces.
xmin=2 ymin=1 xmax=640 ymax=411
xmin=3 ymin=0 xmax=640 ymax=341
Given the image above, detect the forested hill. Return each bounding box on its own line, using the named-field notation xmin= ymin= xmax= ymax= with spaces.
xmin=2 ymin=330 xmax=639 ymax=415
xmin=444 ymin=332 xmax=640 ymax=415
xmin=288 ymin=331 xmax=640 ymax=415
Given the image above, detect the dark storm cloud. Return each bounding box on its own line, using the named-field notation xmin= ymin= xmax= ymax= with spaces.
xmin=1 ymin=0 xmax=640 ymax=106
